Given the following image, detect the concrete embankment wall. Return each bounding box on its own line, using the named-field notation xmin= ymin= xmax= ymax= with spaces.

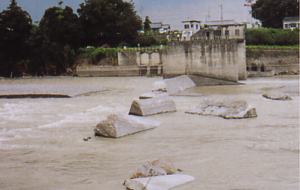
xmin=162 ymin=40 xmax=247 ymax=82
xmin=76 ymin=40 xmax=247 ymax=81
xmin=246 ymin=49 xmax=299 ymax=75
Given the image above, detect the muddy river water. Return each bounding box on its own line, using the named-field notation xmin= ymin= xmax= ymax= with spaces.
xmin=0 ymin=76 xmax=299 ymax=190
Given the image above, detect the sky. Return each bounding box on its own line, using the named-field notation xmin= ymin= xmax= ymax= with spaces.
xmin=0 ymin=0 xmax=253 ymax=29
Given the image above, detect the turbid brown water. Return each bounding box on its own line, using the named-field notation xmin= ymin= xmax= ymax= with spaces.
xmin=0 ymin=76 xmax=299 ymax=190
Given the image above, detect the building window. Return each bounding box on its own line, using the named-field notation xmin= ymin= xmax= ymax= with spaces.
xmin=225 ymin=30 xmax=229 ymax=36
xmin=206 ymin=31 xmax=210 ymax=39
xmin=196 ymin=25 xmax=199 ymax=29
xmin=191 ymin=24 xmax=194 ymax=28
xmin=284 ymin=24 xmax=289 ymax=28
xmin=235 ymin=29 xmax=240 ymax=36
xmin=214 ymin=30 xmax=221 ymax=36
xmin=290 ymin=23 xmax=297 ymax=28
xmin=184 ymin=24 xmax=189 ymax=29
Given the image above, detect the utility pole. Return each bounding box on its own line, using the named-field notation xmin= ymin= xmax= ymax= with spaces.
xmin=219 ymin=0 xmax=224 ymax=22
xmin=206 ymin=9 xmax=211 ymax=22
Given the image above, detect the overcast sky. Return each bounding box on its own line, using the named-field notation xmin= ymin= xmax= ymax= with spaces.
xmin=0 ymin=0 xmax=253 ymax=29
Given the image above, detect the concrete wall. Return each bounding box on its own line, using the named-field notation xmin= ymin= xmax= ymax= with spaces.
xmin=118 ymin=51 xmax=162 ymax=66
xmin=77 ymin=40 xmax=247 ymax=81
xmin=162 ymin=40 xmax=246 ymax=81
xmin=247 ymin=49 xmax=299 ymax=75
xmin=76 ymin=65 xmax=140 ymax=77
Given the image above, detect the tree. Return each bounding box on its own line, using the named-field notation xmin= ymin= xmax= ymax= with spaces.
xmin=252 ymin=0 xmax=299 ymax=28
xmin=78 ymin=0 xmax=142 ymax=46
xmin=0 ymin=0 xmax=32 ymax=77
xmin=144 ymin=16 xmax=151 ymax=32
xmin=29 ymin=6 xmax=81 ymax=75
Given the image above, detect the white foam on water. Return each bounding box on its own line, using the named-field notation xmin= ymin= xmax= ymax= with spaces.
xmin=0 ymin=101 xmax=55 ymax=122
xmin=38 ymin=105 xmax=118 ymax=129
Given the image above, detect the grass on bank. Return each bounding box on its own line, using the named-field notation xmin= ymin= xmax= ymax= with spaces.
xmin=246 ymin=45 xmax=299 ymax=50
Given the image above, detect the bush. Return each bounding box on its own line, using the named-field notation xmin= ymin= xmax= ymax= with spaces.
xmin=79 ymin=47 xmax=119 ymax=62
xmin=136 ymin=34 xmax=159 ymax=47
xmin=246 ymin=28 xmax=299 ymax=46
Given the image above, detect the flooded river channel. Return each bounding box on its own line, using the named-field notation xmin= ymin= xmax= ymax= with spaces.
xmin=0 ymin=76 xmax=299 ymax=190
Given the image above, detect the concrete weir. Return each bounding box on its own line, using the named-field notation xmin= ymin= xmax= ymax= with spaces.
xmin=0 ymin=94 xmax=71 ymax=99
xmin=76 ymin=39 xmax=247 ymax=82
xmin=162 ymin=40 xmax=247 ymax=82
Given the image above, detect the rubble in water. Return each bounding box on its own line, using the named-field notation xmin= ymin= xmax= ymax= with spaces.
xmin=164 ymin=75 xmax=196 ymax=95
xmin=262 ymin=93 xmax=292 ymax=101
xmin=186 ymin=100 xmax=257 ymax=119
xmin=94 ymin=114 xmax=158 ymax=138
xmin=124 ymin=160 xmax=194 ymax=190
xmin=139 ymin=91 xmax=168 ymax=99
xmin=129 ymin=97 xmax=176 ymax=116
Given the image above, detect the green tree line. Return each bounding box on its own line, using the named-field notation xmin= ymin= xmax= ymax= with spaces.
xmin=246 ymin=28 xmax=299 ymax=46
xmin=0 ymin=0 xmax=142 ymax=77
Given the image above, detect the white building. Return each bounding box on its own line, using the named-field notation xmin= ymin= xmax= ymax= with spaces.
xmin=243 ymin=21 xmax=261 ymax=29
xmin=181 ymin=20 xmax=201 ymax=41
xmin=150 ymin=22 xmax=171 ymax=34
xmin=203 ymin=20 xmax=245 ymax=40
xmin=283 ymin=17 xmax=300 ymax=30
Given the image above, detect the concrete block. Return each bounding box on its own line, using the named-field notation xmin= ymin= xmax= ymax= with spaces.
xmin=94 ymin=114 xmax=158 ymax=138
xmin=186 ymin=100 xmax=257 ymax=119
xmin=124 ymin=174 xmax=195 ymax=190
xmin=139 ymin=91 xmax=168 ymax=99
xmin=129 ymin=97 xmax=176 ymax=116
xmin=164 ymin=75 xmax=196 ymax=94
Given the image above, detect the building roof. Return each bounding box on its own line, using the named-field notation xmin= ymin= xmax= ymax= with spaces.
xmin=283 ymin=17 xmax=299 ymax=22
xmin=205 ymin=20 xmax=243 ymax=26
xmin=150 ymin=22 xmax=163 ymax=29
xmin=182 ymin=20 xmax=201 ymax=23
xmin=150 ymin=22 xmax=171 ymax=30
xmin=162 ymin=24 xmax=171 ymax=29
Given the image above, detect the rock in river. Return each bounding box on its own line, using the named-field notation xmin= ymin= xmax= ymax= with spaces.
xmin=94 ymin=114 xmax=158 ymax=138
xmin=124 ymin=160 xmax=194 ymax=190
xmin=186 ymin=100 xmax=257 ymax=119
xmin=130 ymin=160 xmax=180 ymax=179
xmin=164 ymin=75 xmax=196 ymax=95
xmin=124 ymin=174 xmax=195 ymax=190
xmin=129 ymin=97 xmax=176 ymax=116
xmin=139 ymin=91 xmax=168 ymax=99
xmin=262 ymin=93 xmax=292 ymax=101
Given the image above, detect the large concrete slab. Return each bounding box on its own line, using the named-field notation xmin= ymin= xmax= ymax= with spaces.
xmin=262 ymin=93 xmax=292 ymax=101
xmin=129 ymin=97 xmax=176 ymax=116
xmin=124 ymin=174 xmax=195 ymax=190
xmin=139 ymin=91 xmax=168 ymax=99
xmin=94 ymin=114 xmax=158 ymax=138
xmin=186 ymin=100 xmax=257 ymax=119
xmin=164 ymin=75 xmax=196 ymax=95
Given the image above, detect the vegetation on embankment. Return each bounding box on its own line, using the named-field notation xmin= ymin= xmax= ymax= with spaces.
xmin=246 ymin=28 xmax=299 ymax=46
xmin=78 ymin=46 xmax=165 ymax=64
xmin=246 ymin=45 xmax=299 ymax=50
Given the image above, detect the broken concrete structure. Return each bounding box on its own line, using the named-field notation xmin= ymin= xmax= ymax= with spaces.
xmin=139 ymin=91 xmax=168 ymax=99
xmin=262 ymin=93 xmax=292 ymax=101
xmin=77 ymin=33 xmax=247 ymax=82
xmin=130 ymin=160 xmax=179 ymax=179
xmin=124 ymin=174 xmax=195 ymax=190
xmin=124 ymin=160 xmax=194 ymax=190
xmin=129 ymin=97 xmax=176 ymax=116
xmin=162 ymin=39 xmax=246 ymax=81
xmin=94 ymin=114 xmax=158 ymax=138
xmin=164 ymin=75 xmax=196 ymax=94
xmin=186 ymin=100 xmax=257 ymax=119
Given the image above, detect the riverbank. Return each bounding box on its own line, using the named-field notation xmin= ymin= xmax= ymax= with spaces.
xmin=246 ymin=47 xmax=299 ymax=76
xmin=0 ymin=76 xmax=299 ymax=190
